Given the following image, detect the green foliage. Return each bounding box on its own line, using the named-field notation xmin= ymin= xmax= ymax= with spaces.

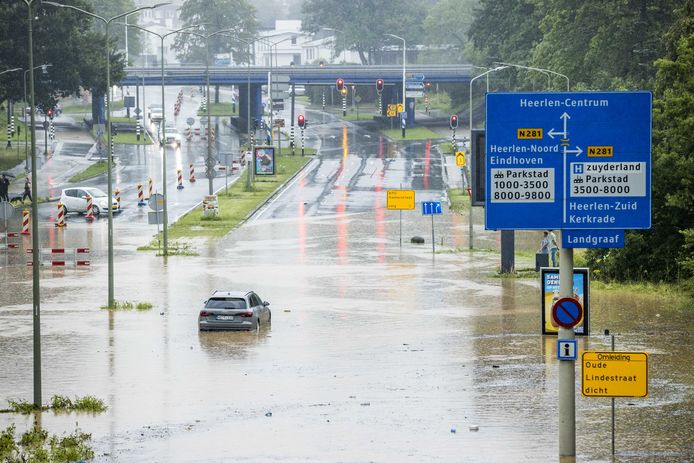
xmin=0 ymin=424 xmax=94 ymax=463
xmin=5 ymin=399 xmax=43 ymax=414
xmin=172 ymin=0 xmax=258 ymax=65
xmin=0 ymin=1 xmax=124 ymax=109
xmin=585 ymin=2 xmax=694 ymax=288
xmin=424 ymin=0 xmax=478 ymax=62
xmin=301 ymin=0 xmax=426 ymax=64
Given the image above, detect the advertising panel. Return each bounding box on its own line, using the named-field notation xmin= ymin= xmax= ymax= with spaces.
xmin=254 ymin=146 xmax=275 ymax=176
xmin=541 ymin=267 xmax=590 ymax=335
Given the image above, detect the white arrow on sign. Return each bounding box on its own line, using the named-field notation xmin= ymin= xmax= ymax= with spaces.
xmin=548 ymin=112 xmax=570 ymax=139
xmin=565 ymin=146 xmax=583 ymax=157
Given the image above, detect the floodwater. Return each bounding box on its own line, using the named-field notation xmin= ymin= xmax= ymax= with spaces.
xmin=0 ymin=114 xmax=692 ymax=462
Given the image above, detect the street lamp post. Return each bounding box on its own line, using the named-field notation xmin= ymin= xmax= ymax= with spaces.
xmin=120 ymin=24 xmax=201 ymax=256
xmin=23 ymin=65 xmax=51 ymax=170
xmin=19 ymin=0 xmax=42 ymax=408
xmin=468 ymin=65 xmax=508 ymax=250
xmin=386 ymin=34 xmax=406 ymax=138
xmin=45 ymin=1 xmax=170 ymax=309
xmin=496 ymin=61 xmax=570 ymax=91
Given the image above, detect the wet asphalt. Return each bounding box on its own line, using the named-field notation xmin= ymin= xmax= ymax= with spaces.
xmin=0 ymin=89 xmax=692 ymax=462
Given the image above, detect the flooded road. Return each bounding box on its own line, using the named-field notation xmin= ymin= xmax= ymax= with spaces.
xmin=0 ymin=114 xmax=692 ymax=462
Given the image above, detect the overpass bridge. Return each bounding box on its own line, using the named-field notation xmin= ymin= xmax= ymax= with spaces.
xmin=122 ymin=64 xmax=478 ymax=128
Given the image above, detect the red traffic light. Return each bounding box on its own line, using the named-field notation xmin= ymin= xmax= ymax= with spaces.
xmin=450 ymin=114 xmax=458 ymax=129
xmin=376 ymin=79 xmax=384 ymax=92
xmin=47 ymin=108 xmax=53 ymax=118
xmin=336 ymin=78 xmax=344 ymax=91
xmin=297 ymin=114 xmax=305 ymax=128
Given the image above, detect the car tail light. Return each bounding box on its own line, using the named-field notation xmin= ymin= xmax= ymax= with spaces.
xmin=239 ymin=311 xmax=253 ymax=318
xmin=199 ymin=310 xmax=211 ymax=317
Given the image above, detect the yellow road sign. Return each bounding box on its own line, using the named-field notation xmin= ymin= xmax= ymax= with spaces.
xmin=386 ymin=189 xmax=415 ymax=210
xmin=397 ymin=103 xmax=404 ymax=113
xmin=455 ymin=151 xmax=466 ymax=167
xmin=387 ymin=109 xmax=396 ymax=117
xmin=582 ymin=351 xmax=648 ymax=398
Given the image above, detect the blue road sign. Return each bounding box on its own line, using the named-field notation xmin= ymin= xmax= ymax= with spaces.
xmin=422 ymin=201 xmax=442 ymax=215
xmin=562 ymin=229 xmax=625 ymax=248
xmin=552 ymin=297 xmax=583 ymax=329
xmin=485 ymin=92 xmax=652 ymax=230
xmin=557 ymin=339 xmax=578 ymax=361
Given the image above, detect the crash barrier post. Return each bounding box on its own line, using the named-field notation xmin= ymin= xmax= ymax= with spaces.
xmin=85 ymin=194 xmax=95 ymax=221
xmin=55 ymin=202 xmax=66 ymax=228
xmin=0 ymin=232 xmax=20 ymax=250
xmin=26 ymin=247 xmax=91 ymax=267
xmin=189 ymin=163 xmax=196 ymax=182
xmin=177 ymin=169 xmax=184 ymax=190
xmin=21 ymin=209 xmax=30 ymax=235
xmin=137 ymin=183 xmax=146 ymax=206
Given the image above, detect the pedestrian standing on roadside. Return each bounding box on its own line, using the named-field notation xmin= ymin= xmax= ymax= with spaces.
xmin=539 ymin=231 xmax=549 ymax=254
xmin=548 ymin=230 xmax=559 ymax=267
xmin=22 ymin=178 xmax=32 ymax=202
xmin=0 ymin=175 xmax=9 ymax=201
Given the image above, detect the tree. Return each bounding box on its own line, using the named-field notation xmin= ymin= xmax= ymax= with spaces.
xmin=301 ymin=0 xmax=428 ymax=65
xmin=171 ymin=0 xmax=259 ymax=65
xmin=586 ymin=1 xmax=694 ymax=287
xmin=422 ymin=0 xmax=478 ymax=63
xmin=89 ymin=0 xmax=143 ymax=64
xmin=0 ymin=0 xmax=123 ymax=117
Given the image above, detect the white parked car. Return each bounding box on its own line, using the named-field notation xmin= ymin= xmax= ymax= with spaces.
xmin=60 ymin=187 xmax=118 ymax=215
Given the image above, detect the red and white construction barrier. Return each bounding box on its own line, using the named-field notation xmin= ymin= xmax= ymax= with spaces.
xmin=194 ymin=127 xmax=201 ymax=137
xmin=21 ymin=209 xmax=30 ymax=235
xmin=137 ymin=183 xmax=145 ymax=206
xmin=26 ymin=247 xmax=91 ymax=267
xmin=0 ymin=232 xmax=20 ymax=250
xmin=55 ymin=202 xmax=66 ymax=228
xmin=115 ymin=188 xmax=121 ymax=209
xmin=85 ymin=194 xmax=95 ymax=221
xmin=189 ymin=163 xmax=196 ymax=182
xmin=176 ymin=168 xmax=184 ymax=190
xmin=147 ymin=177 xmax=153 ymax=199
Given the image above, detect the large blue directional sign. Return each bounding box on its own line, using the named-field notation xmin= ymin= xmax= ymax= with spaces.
xmin=422 ymin=201 xmax=442 ymax=215
xmin=485 ymin=92 xmax=651 ymax=230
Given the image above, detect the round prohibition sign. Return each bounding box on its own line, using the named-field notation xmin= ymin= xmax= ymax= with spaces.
xmin=551 ymin=297 xmax=583 ymax=329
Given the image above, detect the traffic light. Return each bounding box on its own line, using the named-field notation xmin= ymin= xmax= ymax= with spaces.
xmin=47 ymin=108 xmax=53 ymax=119
xmin=376 ymin=79 xmax=384 ymax=93
xmin=297 ymin=114 xmax=305 ymax=128
xmin=336 ymin=78 xmax=344 ymax=91
xmin=450 ymin=114 xmax=458 ymax=130
xmin=111 ymin=124 xmax=118 ymax=136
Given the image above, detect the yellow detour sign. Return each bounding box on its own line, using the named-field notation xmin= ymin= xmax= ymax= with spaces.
xmin=387 ymin=104 xmax=397 ymax=117
xmin=386 ymin=189 xmax=415 ymax=210
xmin=397 ymin=103 xmax=404 ymax=113
xmin=582 ymin=351 xmax=648 ymax=398
xmin=455 ymin=151 xmax=466 ymax=167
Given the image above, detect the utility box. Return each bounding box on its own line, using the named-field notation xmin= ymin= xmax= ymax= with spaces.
xmin=535 ymin=253 xmax=550 ymax=271
xmin=202 ymin=195 xmax=219 ymax=217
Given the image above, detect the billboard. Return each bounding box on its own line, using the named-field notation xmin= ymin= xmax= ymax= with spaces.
xmin=540 ymin=267 xmax=590 ymax=335
xmin=254 ymin=146 xmax=275 ymax=176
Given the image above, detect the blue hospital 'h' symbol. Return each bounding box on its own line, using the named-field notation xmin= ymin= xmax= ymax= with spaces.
xmin=573 ymin=164 xmax=584 ymax=174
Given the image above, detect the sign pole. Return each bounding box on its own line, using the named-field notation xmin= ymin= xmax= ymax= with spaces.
xmin=611 ymin=332 xmax=616 ymax=458
xmin=431 ymin=213 xmax=435 ymax=254
xmin=558 ymin=247 xmax=575 ymax=459
xmin=399 ymin=210 xmax=402 ymax=248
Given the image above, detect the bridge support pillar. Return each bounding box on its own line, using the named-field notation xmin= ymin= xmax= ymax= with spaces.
xmin=238 ymin=83 xmax=263 ymax=132
xmin=406 ymin=97 xmax=416 ymax=125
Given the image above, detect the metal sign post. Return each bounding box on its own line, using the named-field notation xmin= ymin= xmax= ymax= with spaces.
xmin=421 ymin=201 xmax=442 ymax=253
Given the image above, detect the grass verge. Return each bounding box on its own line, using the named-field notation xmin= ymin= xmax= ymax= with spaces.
xmin=100 ymin=300 xmax=153 ymax=311
xmin=68 ymin=160 xmax=114 ymax=183
xmin=137 ymin=240 xmax=198 ymax=256
xmin=341 ymin=112 xmax=378 ymax=121
xmin=198 ymin=102 xmax=239 ymax=116
xmin=142 ymin=155 xmax=310 ymax=245
xmin=448 ymin=188 xmax=470 ymax=213
xmin=0 ymin=146 xmax=26 ymax=172
xmin=1 ymin=395 xmax=107 ymax=414
xmin=381 ymin=127 xmax=442 ymax=140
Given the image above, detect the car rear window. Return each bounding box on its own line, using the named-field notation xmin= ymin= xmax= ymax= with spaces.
xmin=205 ymin=298 xmax=247 ymax=310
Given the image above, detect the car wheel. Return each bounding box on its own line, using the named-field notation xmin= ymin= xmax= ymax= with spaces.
xmin=62 ymin=206 xmax=68 ymax=215
xmin=92 ymin=205 xmax=100 ymax=216
xmin=255 ymin=318 xmax=261 ymax=332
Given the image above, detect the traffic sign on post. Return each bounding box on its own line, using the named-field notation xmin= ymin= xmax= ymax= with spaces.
xmin=582 ymin=351 xmax=648 ymax=397
xmin=485 ymin=92 xmax=652 ymax=230
xmin=551 ymin=297 xmax=583 ymax=329
xmin=386 ymin=190 xmax=415 ymax=210
xmin=421 ymin=201 xmax=442 ymax=215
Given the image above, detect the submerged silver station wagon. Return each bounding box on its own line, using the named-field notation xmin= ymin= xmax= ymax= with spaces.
xmin=198 ymin=290 xmax=271 ymax=331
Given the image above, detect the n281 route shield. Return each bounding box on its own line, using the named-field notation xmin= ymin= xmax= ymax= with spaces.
xmin=484 ymin=92 xmax=652 ymax=230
